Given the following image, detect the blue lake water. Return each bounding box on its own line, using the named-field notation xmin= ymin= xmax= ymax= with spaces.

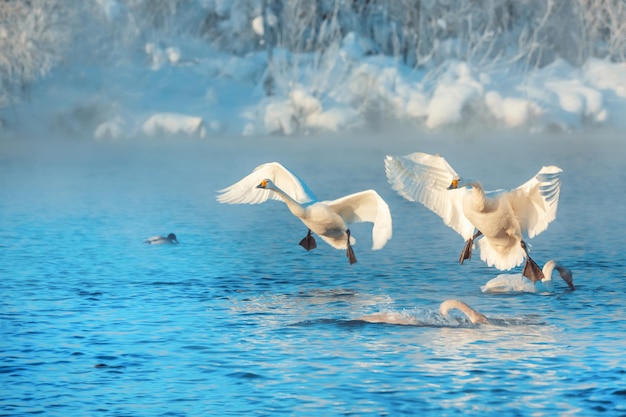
xmin=1 ymin=131 xmax=625 ymax=416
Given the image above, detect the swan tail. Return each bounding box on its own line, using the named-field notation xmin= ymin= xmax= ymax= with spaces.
xmin=477 ymin=238 xmax=525 ymax=270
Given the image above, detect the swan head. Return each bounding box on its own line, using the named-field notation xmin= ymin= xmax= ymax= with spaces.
xmin=557 ymin=265 xmax=574 ymax=290
xmin=448 ymin=177 xmax=479 ymax=190
xmin=447 ymin=178 xmax=461 ymax=190
xmin=256 ymin=179 xmax=275 ymax=190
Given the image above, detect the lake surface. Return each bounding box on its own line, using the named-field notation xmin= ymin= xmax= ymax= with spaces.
xmin=1 ymin=131 xmax=625 ymax=416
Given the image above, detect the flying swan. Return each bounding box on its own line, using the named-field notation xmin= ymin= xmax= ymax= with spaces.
xmin=357 ymin=300 xmax=489 ymax=325
xmin=481 ymin=259 xmax=574 ymax=293
xmin=216 ymin=162 xmax=392 ymax=264
xmin=385 ymin=152 xmax=562 ymax=281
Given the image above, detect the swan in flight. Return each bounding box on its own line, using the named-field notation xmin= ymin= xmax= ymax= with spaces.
xmin=385 ymin=152 xmax=562 ymax=281
xmin=216 ymin=162 xmax=392 ymax=264
xmin=481 ymin=259 xmax=574 ymax=293
xmin=357 ymin=300 xmax=489 ymax=325
xmin=144 ymin=233 xmax=178 ymax=244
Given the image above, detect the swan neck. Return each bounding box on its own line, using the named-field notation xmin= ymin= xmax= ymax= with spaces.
xmin=541 ymin=261 xmax=556 ymax=282
xmin=269 ymin=185 xmax=306 ymax=217
xmin=440 ymin=300 xmax=489 ymax=324
xmin=467 ymin=181 xmax=488 ymax=211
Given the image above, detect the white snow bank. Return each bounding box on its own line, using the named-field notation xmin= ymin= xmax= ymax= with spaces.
xmin=94 ymin=116 xmax=126 ymax=140
xmin=485 ymin=92 xmax=541 ymax=128
xmin=584 ymin=59 xmax=626 ymax=98
xmin=6 ymin=32 xmax=626 ymax=139
xmin=425 ymin=63 xmax=483 ymax=129
xmin=142 ymin=113 xmax=206 ymax=138
xmin=244 ymin=88 xmax=360 ymax=136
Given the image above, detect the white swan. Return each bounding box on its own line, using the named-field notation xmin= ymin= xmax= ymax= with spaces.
xmin=357 ymin=300 xmax=489 ymax=325
xmin=217 ymin=162 xmax=392 ymax=264
xmin=481 ymin=259 xmax=574 ymax=293
xmin=144 ymin=233 xmax=178 ymax=244
xmin=385 ymin=152 xmax=562 ymax=281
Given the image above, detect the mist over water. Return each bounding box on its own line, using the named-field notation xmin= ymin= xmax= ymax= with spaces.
xmin=2 ymin=131 xmax=626 ymax=415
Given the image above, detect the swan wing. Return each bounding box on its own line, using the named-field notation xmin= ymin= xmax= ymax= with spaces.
xmin=324 ymin=190 xmax=393 ymax=250
xmin=217 ymin=162 xmax=317 ymax=204
xmin=385 ymin=152 xmax=475 ymax=239
xmin=505 ymin=166 xmax=562 ymax=238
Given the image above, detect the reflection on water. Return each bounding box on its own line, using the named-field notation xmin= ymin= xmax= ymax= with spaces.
xmin=2 ymin=131 xmax=626 ymax=415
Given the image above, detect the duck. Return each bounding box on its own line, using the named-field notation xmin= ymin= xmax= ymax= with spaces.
xmin=481 ymin=259 xmax=574 ymax=293
xmin=217 ymin=162 xmax=392 ymax=264
xmin=144 ymin=233 xmax=178 ymax=244
xmin=385 ymin=152 xmax=562 ymax=281
xmin=357 ymin=299 xmax=489 ymax=325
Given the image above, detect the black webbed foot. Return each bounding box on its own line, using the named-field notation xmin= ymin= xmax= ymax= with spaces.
xmin=346 ymin=229 xmax=357 ymax=265
xmin=459 ymin=231 xmax=482 ymax=264
xmin=521 ymin=241 xmax=544 ymax=282
xmin=459 ymin=239 xmax=473 ymax=264
xmin=299 ymin=229 xmax=317 ymax=251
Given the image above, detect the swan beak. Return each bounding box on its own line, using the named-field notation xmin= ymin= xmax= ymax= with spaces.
xmin=256 ymin=180 xmax=268 ymax=189
xmin=447 ymin=179 xmax=459 ymax=190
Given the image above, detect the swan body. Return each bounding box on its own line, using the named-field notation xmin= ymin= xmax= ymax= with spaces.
xmin=144 ymin=233 xmax=178 ymax=244
xmin=385 ymin=152 xmax=562 ymax=279
xmin=481 ymin=259 xmax=574 ymax=293
xmin=356 ymin=311 xmax=420 ymax=325
xmin=217 ymin=162 xmax=392 ymax=263
xmin=358 ymin=300 xmax=488 ymax=325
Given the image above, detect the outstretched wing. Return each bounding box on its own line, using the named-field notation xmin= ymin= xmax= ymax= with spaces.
xmin=324 ymin=189 xmax=392 ymax=250
xmin=505 ymin=165 xmax=562 ymax=238
xmin=385 ymin=152 xmax=475 ymax=240
xmin=216 ymin=162 xmax=317 ymax=204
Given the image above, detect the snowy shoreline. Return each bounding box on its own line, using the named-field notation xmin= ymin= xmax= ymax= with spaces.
xmin=8 ymin=41 xmax=624 ymax=141
xmin=2 ymin=2 xmax=625 ymax=140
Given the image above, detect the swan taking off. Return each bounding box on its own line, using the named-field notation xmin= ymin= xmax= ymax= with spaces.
xmin=144 ymin=233 xmax=178 ymax=244
xmin=217 ymin=162 xmax=392 ymax=264
xmin=481 ymin=259 xmax=574 ymax=293
xmin=385 ymin=152 xmax=562 ymax=281
xmin=357 ymin=300 xmax=489 ymax=325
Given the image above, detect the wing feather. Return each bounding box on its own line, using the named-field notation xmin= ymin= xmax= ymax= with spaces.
xmin=385 ymin=152 xmax=475 ymax=239
xmin=216 ymin=162 xmax=317 ymax=205
xmin=506 ymin=165 xmax=562 ymax=238
xmin=324 ymin=190 xmax=392 ymax=250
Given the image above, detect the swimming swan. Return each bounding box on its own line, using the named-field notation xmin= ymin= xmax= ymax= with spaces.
xmin=144 ymin=233 xmax=178 ymax=244
xmin=481 ymin=259 xmax=574 ymax=293
xmin=216 ymin=162 xmax=392 ymax=264
xmin=439 ymin=299 xmax=490 ymax=324
xmin=385 ymin=152 xmax=562 ymax=281
xmin=357 ymin=300 xmax=489 ymax=325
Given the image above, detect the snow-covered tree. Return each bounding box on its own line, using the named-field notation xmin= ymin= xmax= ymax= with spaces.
xmin=0 ymin=0 xmax=75 ymax=108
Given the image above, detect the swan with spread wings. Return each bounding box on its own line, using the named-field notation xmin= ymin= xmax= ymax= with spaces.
xmin=217 ymin=162 xmax=392 ymax=264
xmin=385 ymin=152 xmax=562 ymax=281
